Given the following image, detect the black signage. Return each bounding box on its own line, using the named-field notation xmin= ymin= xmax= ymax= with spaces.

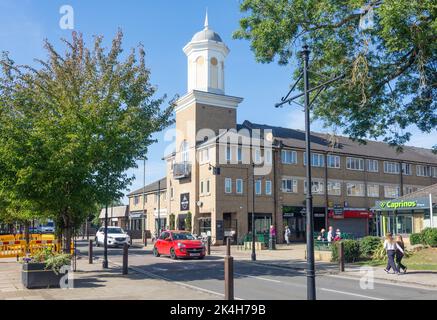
xmin=180 ymin=193 xmax=189 ymax=211
xmin=216 ymin=220 xmax=224 ymax=241
xmin=334 ymin=204 xmax=344 ymax=216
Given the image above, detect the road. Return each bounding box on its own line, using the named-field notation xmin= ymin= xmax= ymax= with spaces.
xmin=76 ymin=241 xmax=437 ymax=300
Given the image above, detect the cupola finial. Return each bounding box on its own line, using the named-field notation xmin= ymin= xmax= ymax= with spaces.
xmin=204 ymin=9 xmax=209 ymax=30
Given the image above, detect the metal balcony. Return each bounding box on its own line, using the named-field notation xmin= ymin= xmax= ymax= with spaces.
xmin=172 ymin=162 xmax=192 ymax=179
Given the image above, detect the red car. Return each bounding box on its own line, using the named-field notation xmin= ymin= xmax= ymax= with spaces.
xmin=153 ymin=230 xmax=205 ymax=259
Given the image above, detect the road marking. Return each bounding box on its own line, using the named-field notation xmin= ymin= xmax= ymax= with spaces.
xmin=319 ymin=287 xmax=384 ymax=300
xmin=234 ymin=272 xmax=281 ymax=283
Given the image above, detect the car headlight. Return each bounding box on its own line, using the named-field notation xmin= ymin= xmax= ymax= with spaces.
xmin=177 ymin=243 xmax=186 ymax=248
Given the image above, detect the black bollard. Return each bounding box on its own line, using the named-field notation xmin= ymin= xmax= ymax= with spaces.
xmin=339 ymin=241 xmax=345 ymax=272
xmin=207 ymin=236 xmax=211 ymax=255
xmin=88 ymin=240 xmax=93 ymax=264
xmin=122 ymin=242 xmax=129 ymax=275
xmin=224 ymin=238 xmax=234 ymax=300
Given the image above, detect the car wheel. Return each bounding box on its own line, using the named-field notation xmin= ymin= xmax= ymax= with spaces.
xmin=170 ymin=248 xmax=177 ymax=260
xmin=153 ymin=247 xmax=160 ymax=257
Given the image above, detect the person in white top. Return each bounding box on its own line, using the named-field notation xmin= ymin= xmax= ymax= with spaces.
xmin=327 ymin=226 xmax=334 ymax=243
xmin=383 ymin=233 xmax=404 ymax=274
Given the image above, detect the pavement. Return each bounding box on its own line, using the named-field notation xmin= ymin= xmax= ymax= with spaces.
xmin=1 ymin=241 xmax=437 ymax=300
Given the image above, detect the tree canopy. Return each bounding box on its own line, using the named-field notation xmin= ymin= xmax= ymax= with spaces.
xmin=0 ymin=31 xmax=174 ymax=246
xmin=234 ymin=0 xmax=437 ymax=151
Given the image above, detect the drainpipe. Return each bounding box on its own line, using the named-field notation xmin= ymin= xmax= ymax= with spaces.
xmin=430 ymin=193 xmax=434 ymax=228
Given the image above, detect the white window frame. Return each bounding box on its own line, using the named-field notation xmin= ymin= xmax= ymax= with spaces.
xmin=282 ymin=179 xmax=298 ymax=193
xmin=304 ymin=152 xmax=325 ymax=167
xmin=416 ymin=165 xmax=430 ymax=177
xmin=255 ymin=180 xmax=262 ymax=195
xmin=237 ymin=146 xmax=243 ymax=163
xmin=346 ymin=183 xmax=365 ymax=197
xmin=346 ymin=157 xmax=364 ymax=171
xmin=384 ymin=161 xmax=400 ymax=174
xmin=327 ymin=181 xmax=341 ymax=196
xmin=367 ymin=184 xmax=379 ymax=197
xmin=433 ymin=167 xmax=437 ymax=178
xmin=304 ymin=180 xmax=325 ymax=194
xmin=200 ymin=181 xmax=204 ymax=195
xmin=402 ymin=163 xmax=412 ymax=176
xmin=265 ymin=149 xmax=272 ymax=165
xmin=236 ymin=179 xmax=243 ymax=194
xmin=384 ymin=185 xmax=400 ymax=198
xmin=206 ymin=179 xmax=210 ymax=194
xmin=225 ymin=178 xmax=232 ymax=194
xmin=281 ymin=150 xmax=297 ymax=164
xmin=254 ymin=148 xmax=262 ymax=164
xmin=367 ymin=159 xmax=379 ymax=173
xmin=226 ymin=145 xmax=232 ymax=162
xmin=265 ymin=180 xmax=272 ymax=195
xmin=327 ymin=155 xmax=340 ymax=169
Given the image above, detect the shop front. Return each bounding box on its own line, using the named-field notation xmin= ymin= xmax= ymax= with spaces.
xmin=373 ymin=197 xmax=433 ymax=236
xmin=328 ymin=208 xmax=372 ymax=238
xmin=282 ymin=206 xmax=306 ymax=242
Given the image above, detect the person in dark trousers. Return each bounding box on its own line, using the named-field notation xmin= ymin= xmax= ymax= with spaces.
xmin=395 ymin=235 xmax=407 ymax=273
xmin=383 ymin=233 xmax=403 ymax=275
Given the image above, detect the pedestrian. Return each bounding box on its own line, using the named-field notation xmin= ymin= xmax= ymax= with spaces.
xmin=317 ymin=228 xmax=326 ymax=241
xmin=395 ymin=235 xmax=407 ymax=274
xmin=334 ymin=229 xmax=342 ymax=241
xmin=284 ymin=225 xmax=291 ymax=245
xmin=327 ymin=226 xmax=334 ymax=243
xmin=383 ymin=233 xmax=403 ymax=275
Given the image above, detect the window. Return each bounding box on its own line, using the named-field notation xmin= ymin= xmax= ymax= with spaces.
xmin=327 ymin=181 xmax=341 ymax=196
xmin=416 ymin=165 xmax=431 ymax=177
xmin=346 ymin=183 xmax=365 ymax=196
xmin=170 ymin=187 xmax=174 ymax=199
xmin=367 ymin=184 xmax=379 ymax=197
xmin=181 ymin=140 xmax=189 ymax=162
xmin=282 ymin=179 xmax=298 ymax=193
xmin=402 ymin=163 xmax=412 ymax=175
xmin=199 ymin=148 xmax=210 ymax=164
xmin=254 ymin=148 xmax=262 ymax=164
xmin=327 ymin=155 xmax=340 ymax=168
xmin=433 ymin=167 xmax=437 ymax=178
xmin=265 ymin=149 xmax=272 ymax=164
xmin=304 ymin=180 xmax=324 ymax=194
xmin=346 ymin=157 xmax=364 ymax=171
xmin=206 ymin=180 xmax=210 ymax=194
xmin=404 ymin=186 xmax=418 ymax=195
xmin=367 ymin=159 xmax=379 ymax=172
xmin=237 ymin=146 xmax=243 ymax=163
xmin=200 ymin=181 xmax=204 ymax=195
xmin=226 ymin=145 xmax=231 ymax=162
xmin=384 ymin=185 xmax=400 ymax=198
xmin=236 ymin=179 xmax=243 ymax=194
xmin=134 ymin=196 xmax=140 ymax=205
xmin=225 ymin=178 xmax=232 ymax=193
xmin=281 ymin=150 xmax=297 ymax=164
xmin=265 ymin=180 xmax=272 ymax=195
xmin=384 ymin=161 xmax=400 ymax=174
xmin=255 ymin=180 xmax=262 ymax=195
xmin=304 ymin=152 xmax=325 ymax=167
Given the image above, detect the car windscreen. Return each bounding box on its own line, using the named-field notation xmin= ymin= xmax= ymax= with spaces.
xmin=107 ymin=227 xmax=123 ymax=234
xmin=172 ymin=233 xmax=195 ymax=240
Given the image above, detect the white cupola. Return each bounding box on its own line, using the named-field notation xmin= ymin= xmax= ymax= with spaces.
xmin=183 ymin=12 xmax=229 ymax=95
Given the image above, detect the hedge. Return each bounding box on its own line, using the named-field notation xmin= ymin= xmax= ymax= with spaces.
xmin=409 ymin=233 xmax=423 ymax=245
xmin=331 ymin=240 xmax=361 ymax=263
xmin=360 ymin=236 xmax=382 ymax=257
xmin=422 ymin=228 xmax=437 ymax=247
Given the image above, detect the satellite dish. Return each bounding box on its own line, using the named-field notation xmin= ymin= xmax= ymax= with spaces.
xmin=196 ymin=201 xmax=203 ymax=207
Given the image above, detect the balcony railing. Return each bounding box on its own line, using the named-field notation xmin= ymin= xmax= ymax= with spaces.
xmin=173 ymin=162 xmax=191 ymax=179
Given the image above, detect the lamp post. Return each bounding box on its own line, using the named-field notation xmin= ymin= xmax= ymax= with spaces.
xmin=158 ymin=179 xmax=161 ymax=234
xmin=275 ymin=44 xmax=344 ymax=300
xmin=251 ymin=162 xmax=256 ymax=261
xmin=142 ymin=158 xmax=146 ymax=244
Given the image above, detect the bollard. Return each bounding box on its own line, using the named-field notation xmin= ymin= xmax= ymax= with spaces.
xmin=88 ymin=240 xmax=93 ymax=264
xmin=338 ymin=241 xmax=345 ymax=272
xmin=122 ymin=242 xmax=129 ymax=275
xmin=207 ymin=236 xmax=211 ymax=255
xmin=144 ymin=236 xmax=147 ymax=247
xmin=224 ymin=237 xmax=234 ymax=300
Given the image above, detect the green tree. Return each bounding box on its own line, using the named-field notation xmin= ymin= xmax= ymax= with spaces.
xmin=0 ymin=31 xmax=174 ymax=252
xmin=234 ymin=0 xmax=437 ymax=151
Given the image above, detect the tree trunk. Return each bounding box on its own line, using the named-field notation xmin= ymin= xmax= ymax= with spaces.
xmin=24 ymin=221 xmax=30 ymax=246
xmin=62 ymin=211 xmax=72 ymax=254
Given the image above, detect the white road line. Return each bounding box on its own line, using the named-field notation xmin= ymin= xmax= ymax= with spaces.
xmin=319 ymin=287 xmax=384 ymax=300
xmin=234 ymin=272 xmax=282 ymax=283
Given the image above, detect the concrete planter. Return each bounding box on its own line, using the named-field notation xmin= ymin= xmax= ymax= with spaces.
xmin=22 ymin=263 xmax=63 ymax=289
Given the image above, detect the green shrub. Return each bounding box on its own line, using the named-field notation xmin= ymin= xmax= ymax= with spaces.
xmin=421 ymin=228 xmax=437 ymax=247
xmin=169 ymin=214 xmax=175 ymax=230
xmin=409 ymin=233 xmax=423 ymax=245
xmin=371 ymin=242 xmax=387 ymax=261
xmin=360 ymin=236 xmax=382 ymax=257
xmin=331 ymin=240 xmax=361 ymax=263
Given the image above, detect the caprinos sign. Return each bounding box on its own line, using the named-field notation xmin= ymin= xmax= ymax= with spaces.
xmin=375 ymin=197 xmax=429 ymax=211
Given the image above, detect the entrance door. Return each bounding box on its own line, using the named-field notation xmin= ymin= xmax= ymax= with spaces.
xmin=223 ymin=213 xmax=237 ymax=243
xmin=284 ymin=216 xmax=305 ymax=241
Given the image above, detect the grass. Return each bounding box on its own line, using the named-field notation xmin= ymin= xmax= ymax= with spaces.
xmin=353 ymin=247 xmax=437 ymax=270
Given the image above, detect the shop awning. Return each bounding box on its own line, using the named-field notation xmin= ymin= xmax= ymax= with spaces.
xmin=328 ymin=209 xmax=372 ymax=219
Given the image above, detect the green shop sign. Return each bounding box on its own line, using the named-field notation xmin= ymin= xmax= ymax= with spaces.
xmin=375 ymin=197 xmax=429 ymax=211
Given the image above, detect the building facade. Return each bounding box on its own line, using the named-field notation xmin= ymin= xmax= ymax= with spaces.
xmin=127 ymin=14 xmax=437 ymax=244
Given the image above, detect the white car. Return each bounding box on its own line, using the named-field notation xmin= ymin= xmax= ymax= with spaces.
xmin=95 ymin=227 xmax=131 ymax=247
xmin=40 ymin=222 xmax=55 ymax=233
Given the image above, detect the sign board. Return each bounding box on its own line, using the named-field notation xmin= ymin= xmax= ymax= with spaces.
xmin=216 ymin=220 xmax=224 ymax=241
xmin=180 ymin=193 xmax=190 ymax=211
xmin=375 ymin=197 xmax=429 ymax=211
xmin=333 ymin=205 xmax=344 ymax=216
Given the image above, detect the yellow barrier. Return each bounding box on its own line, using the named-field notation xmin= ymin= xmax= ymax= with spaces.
xmin=0 ymin=240 xmax=26 ymax=258
xmin=41 ymin=234 xmax=55 ymax=241
xmin=0 ymin=235 xmax=15 ymax=242
xmin=0 ymin=238 xmax=74 ymax=258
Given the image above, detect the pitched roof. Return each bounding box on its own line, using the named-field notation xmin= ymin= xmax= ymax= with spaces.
xmin=99 ymin=205 xmax=129 ymax=219
xmin=127 ymin=177 xmax=167 ymax=197
xmin=240 ymin=121 xmax=437 ymax=164
xmin=394 ymin=183 xmax=437 ymax=201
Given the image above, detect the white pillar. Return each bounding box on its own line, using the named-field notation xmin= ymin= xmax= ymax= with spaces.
xmin=430 ymin=193 xmax=434 ymax=228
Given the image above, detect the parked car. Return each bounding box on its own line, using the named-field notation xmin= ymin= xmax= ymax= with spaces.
xmin=40 ymin=222 xmax=55 ymax=233
xmin=153 ymin=230 xmax=205 ymax=260
xmin=95 ymin=227 xmax=131 ymax=247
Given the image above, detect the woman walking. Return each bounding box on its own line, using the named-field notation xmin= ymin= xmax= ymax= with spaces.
xmin=395 ymin=235 xmax=407 ymax=273
xmin=383 ymin=233 xmax=403 ymax=275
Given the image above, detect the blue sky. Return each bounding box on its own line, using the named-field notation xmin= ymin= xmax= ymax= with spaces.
xmin=1 ymin=0 xmax=435 ymax=204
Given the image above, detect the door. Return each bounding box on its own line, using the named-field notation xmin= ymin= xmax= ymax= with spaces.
xmin=286 ymin=217 xmax=305 ymax=242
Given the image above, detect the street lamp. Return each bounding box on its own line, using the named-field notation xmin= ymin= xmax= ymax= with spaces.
xmin=275 ymin=44 xmax=344 ymax=300
xmin=251 ymin=162 xmax=256 ymax=261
